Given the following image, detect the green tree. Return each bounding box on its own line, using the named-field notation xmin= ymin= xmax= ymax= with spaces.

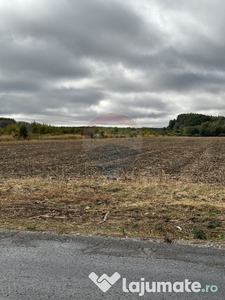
xmin=99 ymin=130 xmax=105 ymax=138
xmin=19 ymin=125 xmax=29 ymax=139
xmin=6 ymin=124 xmax=19 ymax=135
xmin=113 ymin=127 xmax=119 ymax=136
xmin=168 ymin=119 xmax=176 ymax=130
xmin=31 ymin=122 xmax=40 ymax=134
xmin=200 ymin=122 xmax=210 ymax=136
xmin=0 ymin=118 xmax=16 ymax=128
xmin=184 ymin=126 xmax=200 ymax=136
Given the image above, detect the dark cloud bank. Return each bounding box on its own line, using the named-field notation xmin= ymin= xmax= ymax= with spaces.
xmin=0 ymin=0 xmax=225 ymax=127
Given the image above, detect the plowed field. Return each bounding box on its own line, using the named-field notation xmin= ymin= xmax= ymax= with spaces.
xmin=0 ymin=137 xmax=225 ymax=183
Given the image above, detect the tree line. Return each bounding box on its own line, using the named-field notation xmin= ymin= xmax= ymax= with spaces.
xmin=1 ymin=113 xmax=225 ymax=139
xmin=0 ymin=118 xmax=140 ymax=139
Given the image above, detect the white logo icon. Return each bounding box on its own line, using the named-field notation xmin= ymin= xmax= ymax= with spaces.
xmin=89 ymin=272 xmax=121 ymax=292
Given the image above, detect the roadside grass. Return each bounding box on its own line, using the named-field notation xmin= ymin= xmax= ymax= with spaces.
xmin=0 ymin=177 xmax=224 ymax=244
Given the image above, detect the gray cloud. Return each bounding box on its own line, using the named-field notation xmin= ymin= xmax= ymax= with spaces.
xmin=0 ymin=0 xmax=225 ymax=126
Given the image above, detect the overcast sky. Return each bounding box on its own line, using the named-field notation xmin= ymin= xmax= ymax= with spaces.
xmin=0 ymin=0 xmax=225 ymax=127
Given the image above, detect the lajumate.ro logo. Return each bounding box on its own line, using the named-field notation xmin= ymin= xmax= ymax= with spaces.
xmin=89 ymin=272 xmax=218 ymax=296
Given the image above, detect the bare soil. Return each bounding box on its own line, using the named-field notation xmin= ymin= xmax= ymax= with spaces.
xmin=0 ymin=137 xmax=225 ymax=183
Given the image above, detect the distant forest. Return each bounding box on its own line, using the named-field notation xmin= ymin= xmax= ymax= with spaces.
xmin=0 ymin=113 xmax=225 ymax=139
xmin=167 ymin=113 xmax=225 ymax=136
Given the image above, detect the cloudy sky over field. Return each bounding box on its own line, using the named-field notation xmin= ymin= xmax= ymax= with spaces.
xmin=0 ymin=0 xmax=225 ymax=127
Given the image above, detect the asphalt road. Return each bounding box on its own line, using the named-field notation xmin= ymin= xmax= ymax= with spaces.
xmin=0 ymin=231 xmax=224 ymax=300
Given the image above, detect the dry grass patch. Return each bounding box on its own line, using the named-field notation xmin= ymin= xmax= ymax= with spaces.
xmin=0 ymin=177 xmax=224 ymax=244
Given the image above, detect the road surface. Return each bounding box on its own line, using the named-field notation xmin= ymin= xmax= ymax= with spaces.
xmin=0 ymin=230 xmax=224 ymax=299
